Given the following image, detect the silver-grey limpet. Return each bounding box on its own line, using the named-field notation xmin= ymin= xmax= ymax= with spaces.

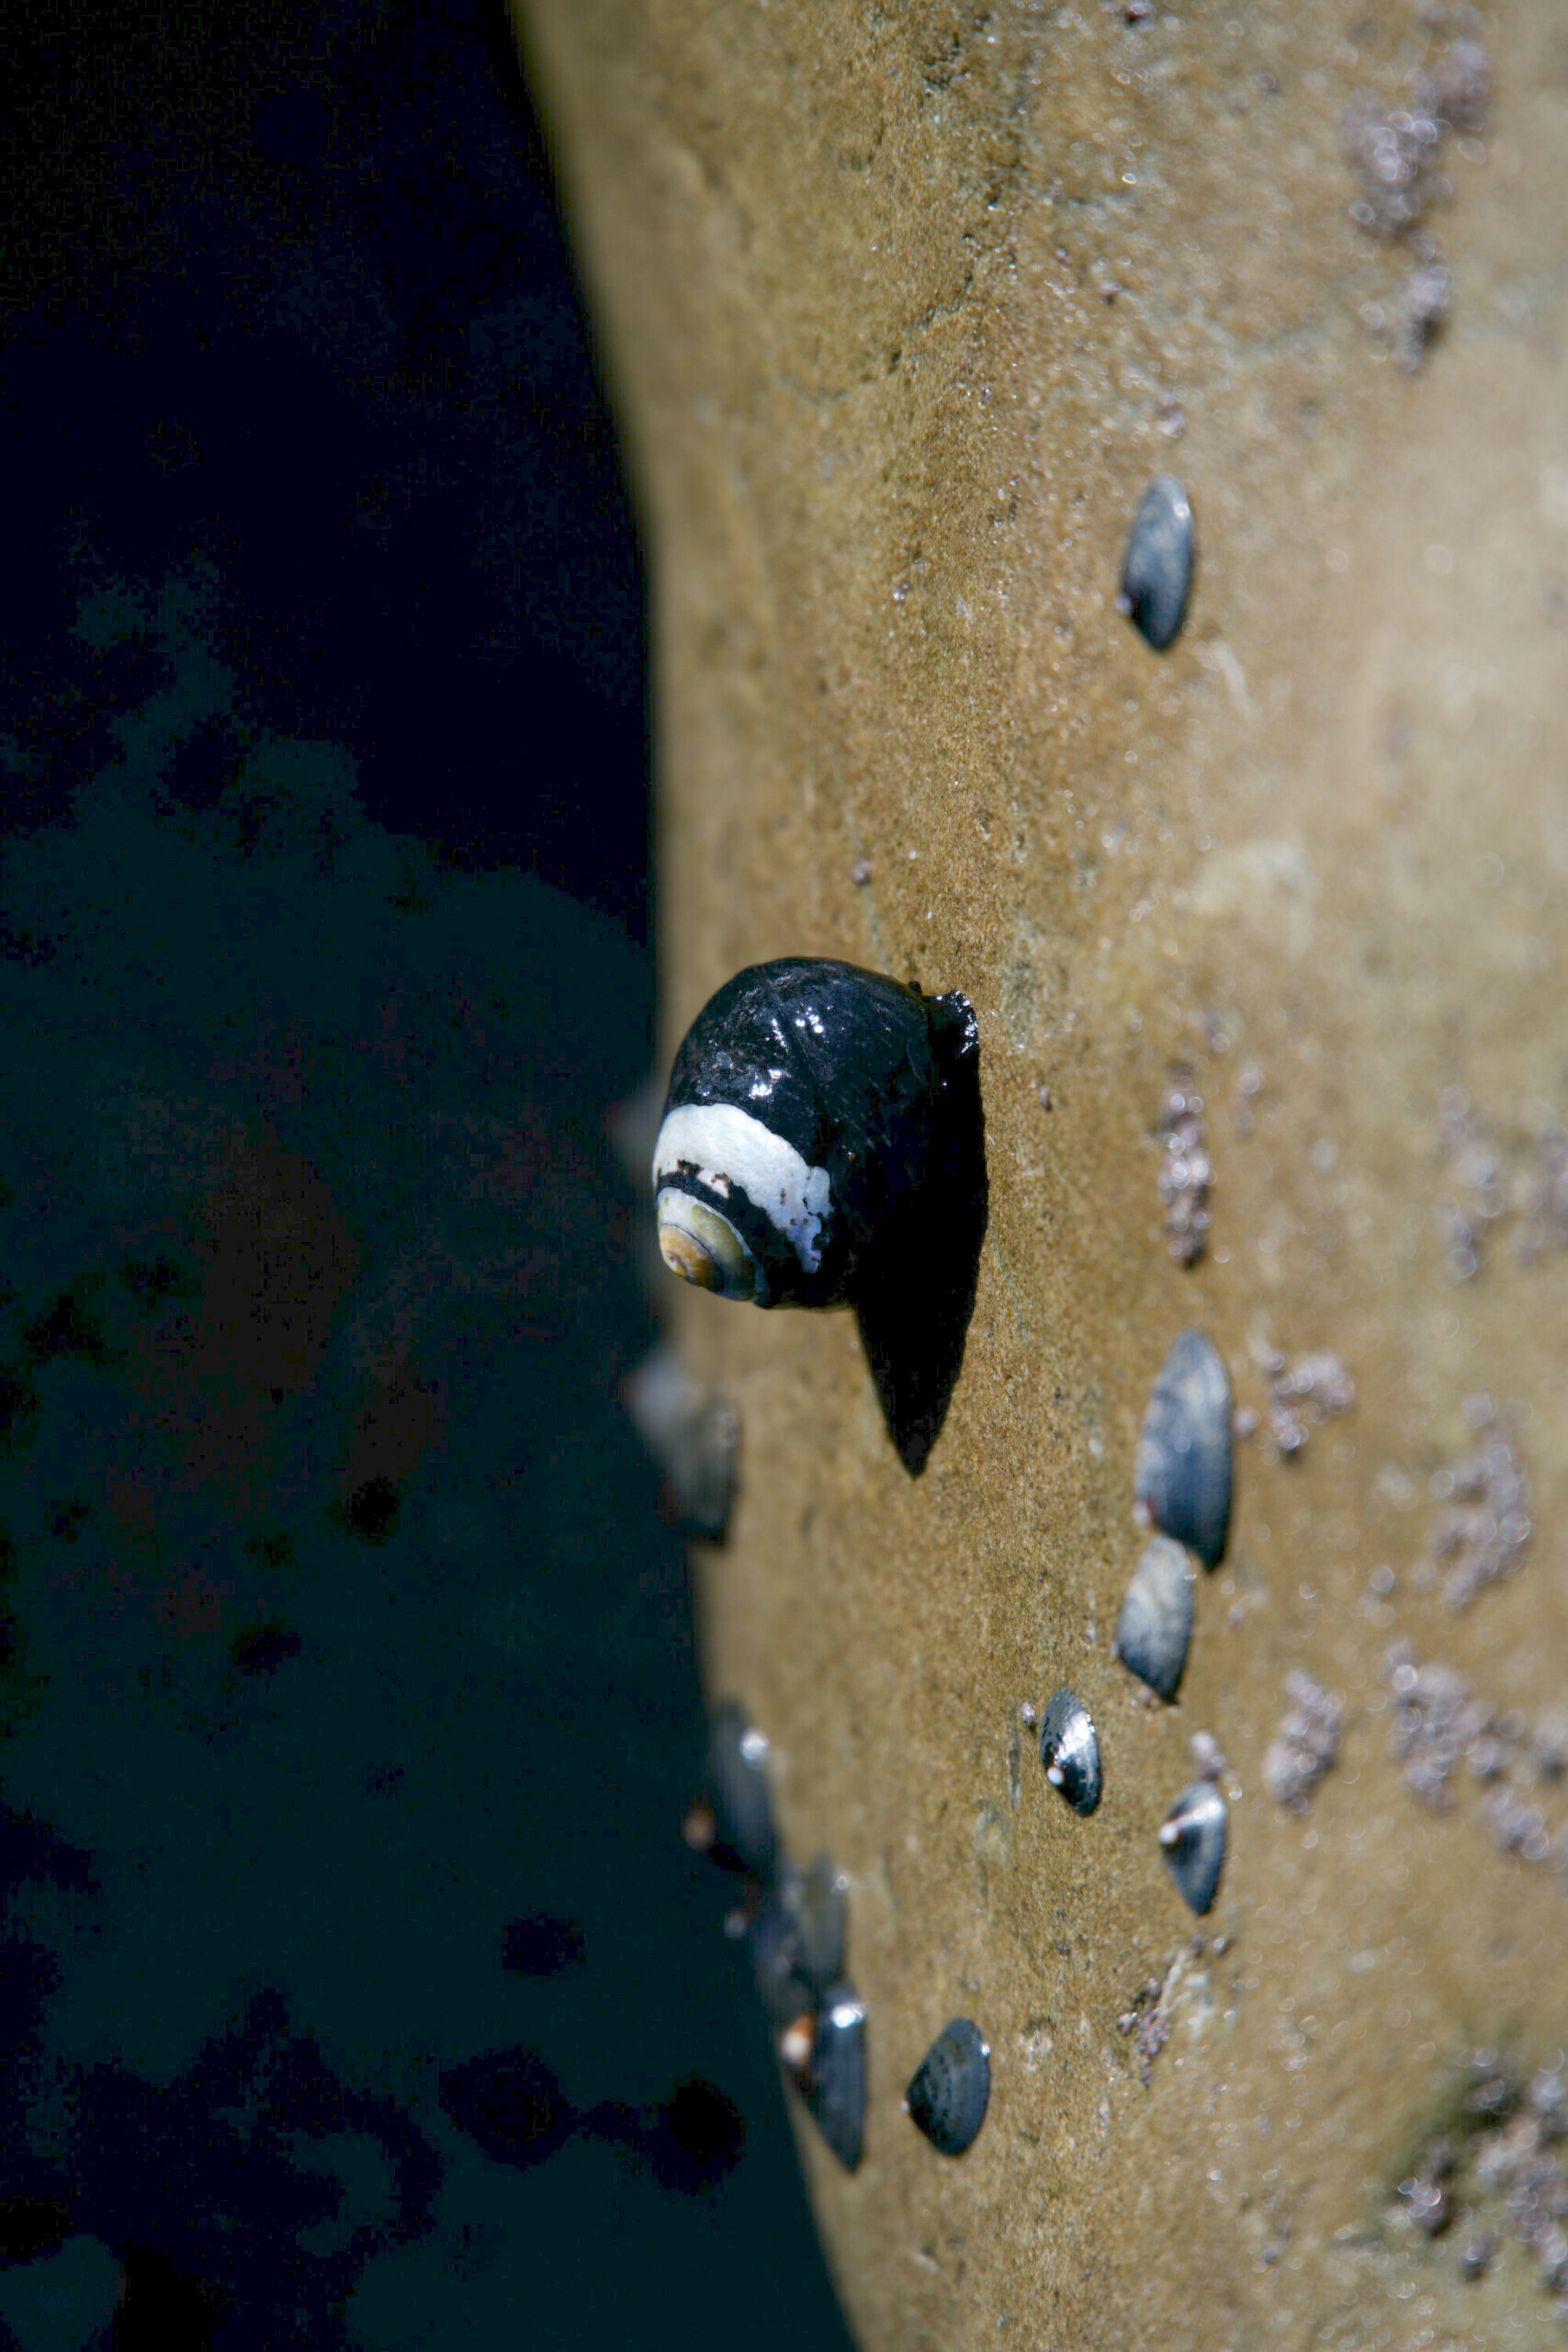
xmin=1134 ymin=1327 xmax=1234 ymax=1569
xmin=1117 ymin=473 xmax=1194 ymax=651
xmin=905 ymin=2017 xmax=990 ymax=2156
xmin=1038 ymin=1687 xmax=1102 ymax=1815
xmin=1115 ymin=1534 xmax=1195 ymax=1702
xmin=781 ymin=1982 xmax=865 ymax=2172
xmin=1159 ymin=1778 xmax=1227 ymax=1916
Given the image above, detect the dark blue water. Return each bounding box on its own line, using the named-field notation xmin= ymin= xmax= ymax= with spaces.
xmin=0 ymin=7 xmax=854 ymax=2346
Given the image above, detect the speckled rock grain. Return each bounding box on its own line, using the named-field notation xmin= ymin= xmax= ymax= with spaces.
xmin=517 ymin=3 xmax=1568 ymax=2345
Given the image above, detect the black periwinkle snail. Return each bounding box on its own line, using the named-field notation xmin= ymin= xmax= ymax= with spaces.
xmin=652 ymin=957 xmax=987 ymax=1474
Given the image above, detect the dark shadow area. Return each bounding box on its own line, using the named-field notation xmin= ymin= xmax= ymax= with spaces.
xmin=577 ymin=2078 xmax=746 ymax=2196
xmin=439 ymin=2048 xmax=743 ymax=2197
xmin=439 ymin=2046 xmax=578 ymax=2174
xmin=499 ymin=1911 xmax=587 ymax=1978
xmin=0 ymin=5 xmax=856 ymax=2347
xmin=3 ymin=0 xmax=649 ymax=939
xmin=858 ymin=989 xmax=989 ymax=1476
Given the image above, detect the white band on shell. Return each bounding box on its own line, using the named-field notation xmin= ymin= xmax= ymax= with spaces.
xmin=653 ymin=1102 xmax=833 ymax=1273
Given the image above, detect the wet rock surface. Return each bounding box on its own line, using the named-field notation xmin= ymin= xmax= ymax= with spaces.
xmin=521 ymin=0 xmax=1568 ymax=2343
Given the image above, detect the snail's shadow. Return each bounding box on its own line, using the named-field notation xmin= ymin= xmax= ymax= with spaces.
xmin=855 ymin=992 xmax=988 ymax=1476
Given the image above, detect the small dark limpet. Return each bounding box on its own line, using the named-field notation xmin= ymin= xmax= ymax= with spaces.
xmin=1134 ymin=1327 xmax=1234 ymax=1568
xmin=1117 ymin=473 xmax=1194 ymax=651
xmin=1159 ymin=1778 xmax=1227 ymax=1916
xmin=1116 ymin=1534 xmax=1195 ymax=1702
xmin=905 ymin=2017 xmax=991 ymax=2156
xmin=1038 ymin=1687 xmax=1103 ymax=1815
xmin=781 ymin=1983 xmax=866 ymax=2172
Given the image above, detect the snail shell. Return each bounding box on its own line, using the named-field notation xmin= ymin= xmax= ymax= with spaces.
xmin=750 ymin=1852 xmax=850 ymax=2026
xmin=1038 ymin=1687 xmax=1103 ymax=1815
xmin=623 ymin=1343 xmax=739 ymax=1540
xmin=653 ymin=957 xmax=968 ymax=1309
xmin=1115 ymin=1534 xmax=1196 ymax=1702
xmin=781 ymin=1982 xmax=866 ymax=2172
xmin=904 ymin=2017 xmax=991 ymax=2156
xmin=691 ymin=1702 xmax=777 ymax=1883
xmin=653 ymin=957 xmax=988 ymax=1476
xmin=1158 ymin=1778 xmax=1228 ymax=1916
xmin=1134 ymin=1327 xmax=1234 ymax=1568
xmin=1117 ymin=473 xmax=1194 ymax=651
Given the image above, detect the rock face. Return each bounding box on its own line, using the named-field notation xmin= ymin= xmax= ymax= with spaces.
xmin=517 ymin=2 xmax=1568 ymax=2343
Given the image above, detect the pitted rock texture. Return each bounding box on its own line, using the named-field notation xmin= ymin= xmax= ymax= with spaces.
xmin=519 ymin=2 xmax=1568 ymax=2344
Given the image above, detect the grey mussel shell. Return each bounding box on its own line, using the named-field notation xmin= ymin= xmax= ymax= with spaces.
xmin=703 ymin=1702 xmax=778 ymax=1883
xmin=750 ymin=1852 xmax=850 ymax=2025
xmin=1159 ymin=1779 xmax=1227 ymax=1916
xmin=1115 ymin=1535 xmax=1195 ymax=1702
xmin=785 ymin=1983 xmax=866 ymax=2172
xmin=1118 ymin=473 xmax=1194 ymax=651
xmin=1038 ymin=1688 xmax=1102 ymax=1816
xmin=1134 ymin=1327 xmax=1234 ymax=1568
xmin=905 ymin=2017 xmax=991 ymax=2156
